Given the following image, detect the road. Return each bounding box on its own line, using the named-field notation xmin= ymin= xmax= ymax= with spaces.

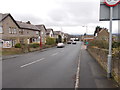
xmin=2 ymin=42 xmax=82 ymax=88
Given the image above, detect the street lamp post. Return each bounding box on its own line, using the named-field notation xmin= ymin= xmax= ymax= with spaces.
xmin=82 ymin=26 xmax=88 ymax=35
xmin=82 ymin=25 xmax=88 ymax=45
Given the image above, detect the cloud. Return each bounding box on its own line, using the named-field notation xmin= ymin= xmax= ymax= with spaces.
xmin=0 ymin=0 xmax=118 ymax=34
xmin=12 ymin=14 xmax=43 ymax=24
xmin=45 ymin=1 xmax=100 ymax=26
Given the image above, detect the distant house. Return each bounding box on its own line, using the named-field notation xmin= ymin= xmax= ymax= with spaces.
xmin=53 ymin=31 xmax=65 ymax=42
xmin=64 ymin=33 xmax=70 ymax=41
xmin=16 ymin=21 xmax=40 ymax=44
xmin=112 ymin=34 xmax=119 ymax=42
xmin=83 ymin=35 xmax=94 ymax=42
xmin=46 ymin=28 xmax=54 ymax=38
xmin=95 ymin=28 xmax=109 ymax=42
xmin=0 ymin=13 xmax=40 ymax=48
xmin=54 ymin=31 xmax=61 ymax=39
xmin=36 ymin=24 xmax=47 ymax=45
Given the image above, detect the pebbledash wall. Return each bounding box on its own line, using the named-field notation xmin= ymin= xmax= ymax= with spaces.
xmin=87 ymin=46 xmax=120 ymax=85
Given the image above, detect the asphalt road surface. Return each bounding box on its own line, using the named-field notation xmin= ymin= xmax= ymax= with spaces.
xmin=2 ymin=42 xmax=82 ymax=88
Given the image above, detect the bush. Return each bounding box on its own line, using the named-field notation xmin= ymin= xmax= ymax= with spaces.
xmin=46 ymin=37 xmax=56 ymax=45
xmin=89 ymin=40 xmax=109 ymax=49
xmin=15 ymin=43 xmax=21 ymax=48
xmin=29 ymin=43 xmax=40 ymax=48
xmin=112 ymin=42 xmax=120 ymax=48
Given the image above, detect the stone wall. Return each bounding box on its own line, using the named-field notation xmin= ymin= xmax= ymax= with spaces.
xmin=87 ymin=46 xmax=120 ymax=85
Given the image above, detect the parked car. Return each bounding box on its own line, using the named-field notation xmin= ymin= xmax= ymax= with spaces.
xmin=72 ymin=41 xmax=77 ymax=44
xmin=57 ymin=43 xmax=65 ymax=48
xmin=67 ymin=41 xmax=72 ymax=44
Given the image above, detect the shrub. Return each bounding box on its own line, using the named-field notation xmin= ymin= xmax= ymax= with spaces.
xmin=112 ymin=47 xmax=120 ymax=57
xmin=112 ymin=42 xmax=120 ymax=48
xmin=15 ymin=43 xmax=21 ymax=48
xmin=89 ymin=40 xmax=109 ymax=49
xmin=29 ymin=43 xmax=40 ymax=48
xmin=46 ymin=37 xmax=55 ymax=45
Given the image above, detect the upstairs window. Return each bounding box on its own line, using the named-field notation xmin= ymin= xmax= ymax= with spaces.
xmin=0 ymin=26 xmax=3 ymax=33
xmin=19 ymin=29 xmax=24 ymax=34
xmin=41 ymin=31 xmax=43 ymax=35
xmin=36 ymin=31 xmax=39 ymax=35
xmin=11 ymin=28 xmax=14 ymax=34
xmin=14 ymin=28 xmax=17 ymax=34
xmin=9 ymin=27 xmax=12 ymax=34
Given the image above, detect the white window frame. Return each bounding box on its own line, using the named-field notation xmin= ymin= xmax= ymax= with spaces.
xmin=36 ymin=31 xmax=39 ymax=35
xmin=9 ymin=27 xmax=12 ymax=34
xmin=11 ymin=28 xmax=14 ymax=34
xmin=41 ymin=31 xmax=43 ymax=35
xmin=0 ymin=26 xmax=3 ymax=33
xmin=14 ymin=28 xmax=17 ymax=34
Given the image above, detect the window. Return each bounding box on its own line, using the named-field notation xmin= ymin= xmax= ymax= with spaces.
xmin=19 ymin=29 xmax=23 ymax=34
xmin=14 ymin=28 xmax=17 ymax=34
xmin=9 ymin=27 xmax=12 ymax=34
xmin=0 ymin=26 xmax=3 ymax=33
xmin=36 ymin=31 xmax=39 ymax=35
xmin=11 ymin=28 xmax=14 ymax=34
xmin=19 ymin=29 xmax=21 ymax=33
xmin=41 ymin=31 xmax=43 ymax=35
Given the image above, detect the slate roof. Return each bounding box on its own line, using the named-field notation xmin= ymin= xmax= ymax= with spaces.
xmin=46 ymin=28 xmax=54 ymax=35
xmin=0 ymin=13 xmax=40 ymax=31
xmin=16 ymin=21 xmax=40 ymax=31
xmin=36 ymin=25 xmax=47 ymax=31
xmin=0 ymin=13 xmax=20 ymax=27
xmin=53 ymin=31 xmax=61 ymax=35
xmin=0 ymin=13 xmax=9 ymax=21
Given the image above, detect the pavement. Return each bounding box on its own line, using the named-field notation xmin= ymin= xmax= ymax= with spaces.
xmin=79 ymin=45 xmax=119 ymax=88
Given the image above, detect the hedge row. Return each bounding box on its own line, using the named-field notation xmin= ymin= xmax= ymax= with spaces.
xmin=89 ymin=40 xmax=120 ymax=49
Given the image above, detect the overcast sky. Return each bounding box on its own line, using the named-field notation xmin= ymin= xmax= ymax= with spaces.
xmin=0 ymin=0 xmax=119 ymax=35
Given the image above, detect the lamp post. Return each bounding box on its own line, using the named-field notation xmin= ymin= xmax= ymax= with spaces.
xmin=82 ymin=26 xmax=88 ymax=35
xmin=82 ymin=25 xmax=88 ymax=45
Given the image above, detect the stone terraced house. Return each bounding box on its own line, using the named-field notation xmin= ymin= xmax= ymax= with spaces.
xmin=0 ymin=13 xmax=40 ymax=48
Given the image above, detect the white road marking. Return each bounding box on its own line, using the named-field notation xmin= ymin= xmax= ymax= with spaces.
xmin=20 ymin=58 xmax=45 ymax=68
xmin=75 ymin=53 xmax=81 ymax=89
xmin=51 ymin=53 xmax=58 ymax=56
xmin=61 ymin=50 xmax=64 ymax=52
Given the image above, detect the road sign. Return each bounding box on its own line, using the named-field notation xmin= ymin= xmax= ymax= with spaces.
xmin=100 ymin=1 xmax=120 ymax=21
xmin=104 ymin=0 xmax=120 ymax=7
xmin=100 ymin=0 xmax=120 ymax=78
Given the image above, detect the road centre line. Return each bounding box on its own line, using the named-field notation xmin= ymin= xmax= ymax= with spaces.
xmin=51 ymin=52 xmax=58 ymax=56
xmin=20 ymin=58 xmax=45 ymax=68
xmin=60 ymin=50 xmax=64 ymax=52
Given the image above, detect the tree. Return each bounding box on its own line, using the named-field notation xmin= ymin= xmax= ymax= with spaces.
xmin=94 ymin=26 xmax=102 ymax=36
xmin=58 ymin=35 xmax=62 ymax=43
